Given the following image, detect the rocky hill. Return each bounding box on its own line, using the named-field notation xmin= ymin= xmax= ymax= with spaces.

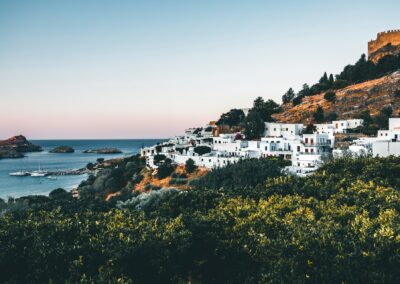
xmin=0 ymin=135 xmax=42 ymax=159
xmin=369 ymin=44 xmax=400 ymax=63
xmin=272 ymin=71 xmax=400 ymax=124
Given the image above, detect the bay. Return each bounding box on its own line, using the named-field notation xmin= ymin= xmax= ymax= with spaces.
xmin=0 ymin=139 xmax=162 ymax=199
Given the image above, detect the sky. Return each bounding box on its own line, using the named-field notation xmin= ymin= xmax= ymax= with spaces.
xmin=0 ymin=0 xmax=399 ymax=139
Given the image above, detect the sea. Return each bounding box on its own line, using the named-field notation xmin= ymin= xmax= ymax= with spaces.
xmin=0 ymin=139 xmax=163 ymax=199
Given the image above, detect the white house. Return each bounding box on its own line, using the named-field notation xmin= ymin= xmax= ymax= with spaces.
xmin=332 ymin=119 xmax=363 ymax=133
xmin=264 ymin=122 xmax=303 ymax=139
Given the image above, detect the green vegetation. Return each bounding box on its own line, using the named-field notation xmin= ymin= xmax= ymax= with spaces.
xmin=242 ymin=97 xmax=281 ymax=139
xmin=153 ymin=153 xmax=167 ymax=164
xmin=282 ymin=87 xmax=295 ymax=104
xmin=324 ymin=90 xmax=336 ymax=102
xmin=355 ymin=108 xmax=394 ymax=135
xmin=157 ymin=159 xmax=175 ymax=179
xmin=185 ymin=158 xmax=197 ymax=173
xmin=312 ymin=105 xmax=324 ymax=123
xmin=193 ymin=145 xmax=212 ymax=156
xmin=0 ymin=156 xmax=399 ymax=283
xmin=217 ymin=109 xmax=245 ymax=127
xmin=289 ymin=53 xmax=400 ymax=105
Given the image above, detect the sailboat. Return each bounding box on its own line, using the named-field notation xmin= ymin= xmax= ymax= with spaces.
xmin=30 ymin=164 xmax=48 ymax=177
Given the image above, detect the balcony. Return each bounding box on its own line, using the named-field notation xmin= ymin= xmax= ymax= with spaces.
xmin=302 ymin=142 xmax=331 ymax=147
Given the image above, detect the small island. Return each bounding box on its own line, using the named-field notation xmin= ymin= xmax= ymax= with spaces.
xmin=83 ymin=148 xmax=122 ymax=154
xmin=0 ymin=135 xmax=42 ymax=159
xmin=49 ymin=146 xmax=75 ymax=153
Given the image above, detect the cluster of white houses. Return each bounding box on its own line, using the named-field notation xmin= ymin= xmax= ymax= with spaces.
xmin=333 ymin=118 xmax=400 ymax=158
xmin=141 ymin=118 xmax=400 ymax=176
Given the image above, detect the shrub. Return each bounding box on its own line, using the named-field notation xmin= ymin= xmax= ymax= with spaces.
xmin=86 ymin=162 xmax=95 ymax=170
xmin=157 ymin=162 xmax=175 ymax=179
xmin=292 ymin=95 xmax=303 ymax=106
xmin=194 ymin=146 xmax=211 ymax=156
xmin=169 ymin=178 xmax=188 ymax=186
xmin=324 ymin=90 xmax=336 ymax=102
xmin=313 ymin=106 xmax=324 ymax=123
xmin=185 ymin=158 xmax=197 ymax=173
xmin=153 ymin=154 xmax=166 ymax=164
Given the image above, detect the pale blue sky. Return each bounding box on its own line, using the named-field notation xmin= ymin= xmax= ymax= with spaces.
xmin=0 ymin=0 xmax=399 ymax=138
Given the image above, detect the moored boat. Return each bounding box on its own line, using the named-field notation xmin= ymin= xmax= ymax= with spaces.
xmin=9 ymin=170 xmax=30 ymax=177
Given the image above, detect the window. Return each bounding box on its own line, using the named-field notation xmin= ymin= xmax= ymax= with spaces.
xmin=265 ymin=146 xmax=268 ymax=151
xmin=305 ymin=148 xmax=309 ymax=153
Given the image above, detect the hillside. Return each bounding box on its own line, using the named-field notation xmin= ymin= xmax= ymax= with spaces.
xmin=273 ymin=71 xmax=400 ymax=123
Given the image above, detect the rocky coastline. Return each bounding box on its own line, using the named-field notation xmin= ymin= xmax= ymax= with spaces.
xmin=0 ymin=135 xmax=42 ymax=159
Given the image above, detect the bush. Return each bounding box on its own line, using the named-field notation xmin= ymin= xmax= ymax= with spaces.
xmin=292 ymin=95 xmax=303 ymax=106
xmin=153 ymin=154 xmax=166 ymax=164
xmin=313 ymin=106 xmax=324 ymax=123
xmin=325 ymin=111 xmax=338 ymax=122
xmin=86 ymin=162 xmax=95 ymax=170
xmin=157 ymin=162 xmax=175 ymax=179
xmin=193 ymin=146 xmax=211 ymax=156
xmin=324 ymin=90 xmax=336 ymax=102
xmin=333 ymin=79 xmax=351 ymax=89
xmin=169 ymin=178 xmax=188 ymax=186
xmin=185 ymin=158 xmax=197 ymax=173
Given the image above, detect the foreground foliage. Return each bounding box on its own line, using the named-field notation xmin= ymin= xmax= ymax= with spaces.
xmin=0 ymin=156 xmax=399 ymax=283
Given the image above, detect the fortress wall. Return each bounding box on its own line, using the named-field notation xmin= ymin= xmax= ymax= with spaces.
xmin=368 ymin=30 xmax=400 ymax=56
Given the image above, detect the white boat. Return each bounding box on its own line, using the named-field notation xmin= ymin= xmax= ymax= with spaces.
xmin=47 ymin=176 xmax=57 ymax=180
xmin=30 ymin=164 xmax=48 ymax=177
xmin=9 ymin=170 xmax=30 ymax=177
xmin=31 ymin=171 xmax=48 ymax=177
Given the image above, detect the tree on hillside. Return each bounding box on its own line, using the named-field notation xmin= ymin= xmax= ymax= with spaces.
xmin=376 ymin=106 xmax=393 ymax=129
xmin=329 ymin=73 xmax=334 ymax=86
xmin=217 ymin=109 xmax=245 ymax=127
xmin=326 ymin=111 xmax=338 ymax=122
xmin=324 ymin=90 xmax=336 ymax=102
xmin=194 ymin=146 xmax=211 ymax=156
xmin=157 ymin=160 xmax=175 ymax=179
xmin=319 ymin=72 xmax=329 ymax=86
xmin=242 ymin=97 xmax=280 ymax=139
xmin=185 ymin=158 xmax=197 ymax=173
xmin=313 ymin=106 xmax=325 ymax=123
xmin=303 ymin=123 xmax=316 ymax=134
xmin=282 ymin=88 xmax=295 ymax=104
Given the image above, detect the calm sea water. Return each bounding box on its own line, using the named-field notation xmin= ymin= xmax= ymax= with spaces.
xmin=0 ymin=139 xmax=163 ymax=199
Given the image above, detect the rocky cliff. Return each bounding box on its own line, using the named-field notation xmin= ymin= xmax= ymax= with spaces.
xmin=272 ymin=71 xmax=400 ymax=123
xmin=0 ymin=135 xmax=42 ymax=159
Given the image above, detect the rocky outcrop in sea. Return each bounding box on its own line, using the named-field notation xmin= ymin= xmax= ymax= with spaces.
xmin=0 ymin=135 xmax=42 ymax=159
xmin=49 ymin=146 xmax=75 ymax=153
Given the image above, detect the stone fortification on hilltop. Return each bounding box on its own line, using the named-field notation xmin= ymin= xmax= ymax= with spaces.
xmin=368 ymin=30 xmax=400 ymax=63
